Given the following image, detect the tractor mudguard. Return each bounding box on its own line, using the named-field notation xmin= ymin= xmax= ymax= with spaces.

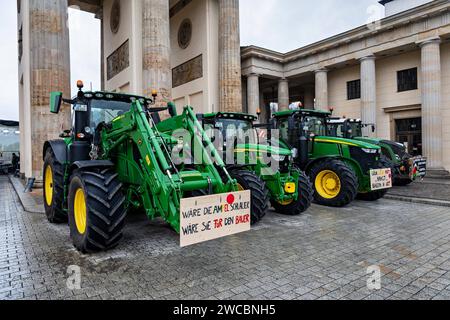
xmin=43 ymin=140 xmax=68 ymax=164
xmin=71 ymin=160 xmax=114 ymax=171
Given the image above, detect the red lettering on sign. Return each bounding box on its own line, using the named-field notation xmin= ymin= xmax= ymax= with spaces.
xmin=214 ymin=219 xmax=223 ymax=229
xmin=236 ymin=214 xmax=250 ymax=225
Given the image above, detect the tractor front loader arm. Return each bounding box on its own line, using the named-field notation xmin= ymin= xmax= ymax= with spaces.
xmin=99 ymin=100 xmax=183 ymax=230
xmin=183 ymin=106 xmax=235 ymax=189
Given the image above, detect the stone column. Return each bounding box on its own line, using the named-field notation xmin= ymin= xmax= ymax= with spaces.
xmin=219 ymin=0 xmax=242 ymax=112
xmin=315 ymin=69 xmax=328 ymax=110
xmin=29 ymin=0 xmax=71 ymax=181
xmin=247 ymin=74 xmax=260 ymax=116
xmin=420 ymin=38 xmax=443 ymax=170
xmin=360 ymin=55 xmax=377 ymax=137
xmin=142 ymin=0 xmax=171 ymax=107
xmin=95 ymin=8 xmax=105 ymax=90
xmin=303 ymin=85 xmax=315 ymax=109
xmin=278 ymin=79 xmax=290 ymax=111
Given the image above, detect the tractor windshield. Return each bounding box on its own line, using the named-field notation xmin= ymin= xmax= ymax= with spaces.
xmin=329 ymin=121 xmax=363 ymax=139
xmin=303 ymin=116 xmax=327 ymax=137
xmin=210 ymin=119 xmax=258 ymax=145
xmin=90 ymin=99 xmax=132 ymax=129
xmin=278 ymin=114 xmax=327 ymax=145
xmin=348 ymin=122 xmax=363 ymax=138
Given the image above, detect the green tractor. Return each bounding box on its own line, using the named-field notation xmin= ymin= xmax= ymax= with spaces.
xmin=272 ymin=109 xmax=392 ymax=207
xmin=327 ymin=118 xmax=427 ymax=186
xmin=157 ymin=111 xmax=313 ymax=217
xmin=43 ymin=82 xmax=242 ymax=253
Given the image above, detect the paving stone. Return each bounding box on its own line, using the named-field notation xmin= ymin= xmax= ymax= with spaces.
xmin=2 ymin=176 xmax=450 ymax=300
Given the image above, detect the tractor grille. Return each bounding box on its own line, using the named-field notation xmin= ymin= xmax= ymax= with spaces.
xmin=349 ymin=147 xmax=379 ymax=174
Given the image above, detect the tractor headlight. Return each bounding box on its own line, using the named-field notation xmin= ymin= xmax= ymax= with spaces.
xmin=291 ymin=148 xmax=299 ymax=159
xmin=361 ymin=148 xmax=378 ymax=154
xmin=84 ymin=126 xmax=92 ymax=134
xmin=272 ymin=154 xmax=286 ymax=162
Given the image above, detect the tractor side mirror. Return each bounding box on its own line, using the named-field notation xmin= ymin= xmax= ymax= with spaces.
xmin=372 ymin=125 xmax=376 ymax=133
xmin=50 ymin=92 xmax=63 ymax=114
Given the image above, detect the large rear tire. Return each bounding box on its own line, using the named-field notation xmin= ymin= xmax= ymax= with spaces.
xmin=43 ymin=149 xmax=67 ymax=223
xmin=309 ymin=159 xmax=358 ymax=207
xmin=68 ymin=168 xmax=127 ymax=253
xmin=271 ymin=170 xmax=313 ymax=215
xmin=229 ymin=170 xmax=269 ymax=225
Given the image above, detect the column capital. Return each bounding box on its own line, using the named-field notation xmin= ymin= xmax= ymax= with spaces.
xmin=248 ymin=73 xmax=260 ymax=78
xmin=315 ymin=68 xmax=328 ymax=74
xmin=418 ymin=37 xmax=441 ymax=48
xmin=278 ymin=78 xmax=289 ymax=83
xmin=359 ymin=55 xmax=376 ymax=62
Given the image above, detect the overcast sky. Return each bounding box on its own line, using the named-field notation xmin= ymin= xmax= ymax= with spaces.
xmin=0 ymin=0 xmax=383 ymax=121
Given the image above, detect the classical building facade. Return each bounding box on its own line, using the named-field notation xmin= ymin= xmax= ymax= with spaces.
xmin=241 ymin=0 xmax=450 ymax=174
xmin=17 ymin=0 xmax=242 ymax=181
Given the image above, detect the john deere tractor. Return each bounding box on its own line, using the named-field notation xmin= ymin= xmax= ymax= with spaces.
xmin=273 ymin=109 xmax=392 ymax=207
xmin=43 ymin=82 xmax=241 ymax=253
xmin=327 ymin=118 xmax=427 ymax=186
xmin=186 ymin=112 xmax=314 ymax=216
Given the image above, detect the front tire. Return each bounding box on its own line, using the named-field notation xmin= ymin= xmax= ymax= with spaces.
xmin=309 ymin=159 xmax=358 ymax=207
xmin=271 ymin=170 xmax=313 ymax=215
xmin=68 ymin=168 xmax=127 ymax=253
xmin=229 ymin=170 xmax=269 ymax=225
xmin=43 ymin=149 xmax=67 ymax=223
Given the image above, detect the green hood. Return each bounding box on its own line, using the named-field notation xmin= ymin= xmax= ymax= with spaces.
xmin=314 ymin=136 xmax=380 ymax=150
xmin=235 ymin=143 xmax=292 ymax=156
xmin=353 ymin=137 xmax=383 ymax=146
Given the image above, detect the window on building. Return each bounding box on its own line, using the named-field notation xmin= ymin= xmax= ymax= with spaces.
xmin=397 ymin=68 xmax=418 ymax=92
xmin=347 ymin=79 xmax=361 ymax=100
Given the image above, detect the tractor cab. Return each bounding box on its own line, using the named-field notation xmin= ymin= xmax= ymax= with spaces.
xmin=274 ymin=109 xmax=334 ymax=167
xmin=327 ymin=118 xmax=375 ymax=139
xmin=201 ymin=112 xmax=258 ymax=155
xmin=49 ymin=81 xmax=171 ymax=163
xmin=199 ymin=112 xmax=293 ymax=168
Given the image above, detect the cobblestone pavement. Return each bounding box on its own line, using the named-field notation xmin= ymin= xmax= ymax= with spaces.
xmin=1 ymin=175 xmax=450 ymax=300
xmin=388 ymin=179 xmax=450 ymax=202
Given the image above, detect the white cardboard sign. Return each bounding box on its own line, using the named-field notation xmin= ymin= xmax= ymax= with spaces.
xmin=370 ymin=168 xmax=393 ymax=191
xmin=180 ymin=191 xmax=251 ymax=247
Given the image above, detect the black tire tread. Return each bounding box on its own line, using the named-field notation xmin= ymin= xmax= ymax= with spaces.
xmin=43 ymin=149 xmax=67 ymax=223
xmin=229 ymin=170 xmax=269 ymax=225
xmin=309 ymin=159 xmax=359 ymax=207
xmin=68 ymin=168 xmax=127 ymax=253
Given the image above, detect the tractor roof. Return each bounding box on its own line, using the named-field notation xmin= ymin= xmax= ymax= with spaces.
xmin=273 ymin=109 xmax=331 ymax=118
xmin=203 ymin=112 xmax=257 ymax=122
xmin=76 ymin=91 xmax=153 ymax=104
xmin=328 ymin=118 xmax=362 ymax=124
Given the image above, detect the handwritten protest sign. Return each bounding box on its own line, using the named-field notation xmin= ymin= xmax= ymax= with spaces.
xmin=370 ymin=168 xmax=392 ymax=191
xmin=180 ymin=191 xmax=251 ymax=247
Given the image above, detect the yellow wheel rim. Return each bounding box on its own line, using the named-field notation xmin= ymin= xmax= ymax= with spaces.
xmin=74 ymin=188 xmax=87 ymax=235
xmin=315 ymin=170 xmax=341 ymax=199
xmin=44 ymin=166 xmax=53 ymax=206
xmin=237 ymin=183 xmax=245 ymax=191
